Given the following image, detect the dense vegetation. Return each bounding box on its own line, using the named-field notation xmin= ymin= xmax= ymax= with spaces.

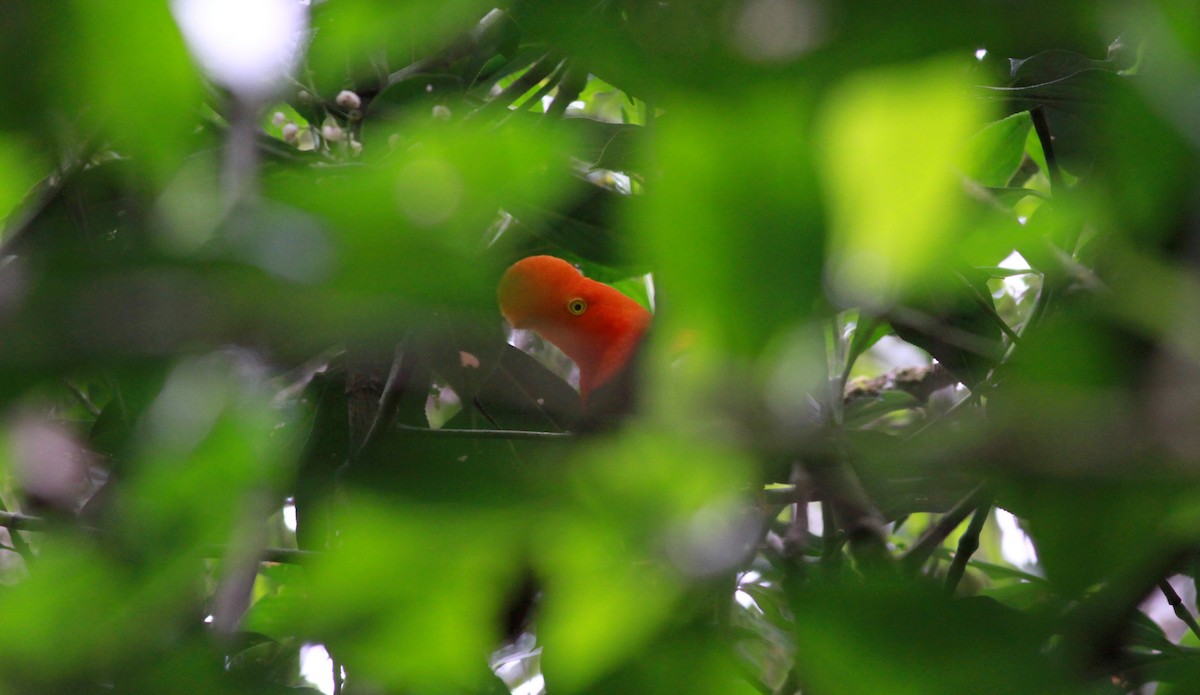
xmin=1 ymin=1 xmax=1199 ymax=693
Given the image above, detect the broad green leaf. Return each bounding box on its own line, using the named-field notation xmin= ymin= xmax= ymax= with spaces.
xmin=961 ymin=112 xmax=1033 ymax=187
xmin=264 ymin=118 xmax=574 ymax=314
xmin=291 ymin=500 xmax=522 ymax=692
xmin=71 ymin=1 xmax=203 ymax=181
xmin=536 ymin=429 xmax=756 ymax=691
xmin=844 ymin=316 xmax=892 ymax=377
xmin=792 ymin=583 xmax=1087 ymax=695
xmin=304 ymin=0 xmax=493 ymax=94
xmin=637 ymin=91 xmax=823 ymax=358
xmin=819 ymin=58 xmax=986 ymax=304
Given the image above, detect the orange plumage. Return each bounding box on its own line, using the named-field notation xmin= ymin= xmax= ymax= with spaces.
xmin=498 ymin=256 xmax=651 ymax=404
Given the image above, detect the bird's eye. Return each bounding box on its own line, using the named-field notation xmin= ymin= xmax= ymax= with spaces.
xmin=567 ymin=298 xmax=587 ymax=315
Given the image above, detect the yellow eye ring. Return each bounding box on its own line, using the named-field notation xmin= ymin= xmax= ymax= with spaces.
xmin=567 ymin=298 xmax=587 ymax=315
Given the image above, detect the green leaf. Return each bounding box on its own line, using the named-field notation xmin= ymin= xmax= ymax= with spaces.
xmin=820 ymin=59 xmax=985 ymax=304
xmin=791 ymin=583 xmax=1086 ymax=695
xmin=1008 ymin=49 xmax=1121 ymax=87
xmin=843 ymin=316 xmax=892 ymax=378
xmin=638 ymin=91 xmax=823 ymax=357
xmin=961 ymin=112 xmax=1033 ymax=187
xmin=976 ymin=69 xmax=1128 ymax=174
xmin=293 ymin=501 xmax=524 ymax=692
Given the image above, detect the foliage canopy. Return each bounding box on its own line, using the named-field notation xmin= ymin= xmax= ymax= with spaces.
xmin=1 ymin=1 xmax=1200 ymax=694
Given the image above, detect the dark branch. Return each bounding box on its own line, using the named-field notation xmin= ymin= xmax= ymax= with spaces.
xmin=900 ymin=484 xmax=990 ymax=574
xmin=1158 ymin=579 xmax=1200 ymax=643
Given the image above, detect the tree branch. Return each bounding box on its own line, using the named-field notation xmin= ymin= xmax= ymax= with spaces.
xmin=943 ymin=501 xmax=992 ymax=594
xmin=900 ymin=483 xmax=990 ymax=575
xmin=395 ymin=423 xmax=573 ymax=440
xmin=805 ymin=454 xmax=891 ymax=569
xmin=1158 ymin=578 xmax=1200 ymax=643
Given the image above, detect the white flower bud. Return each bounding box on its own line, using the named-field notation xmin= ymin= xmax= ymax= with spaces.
xmin=336 ymin=90 xmax=361 ymax=110
xmin=322 ymin=124 xmax=344 ymax=143
xmin=349 ymin=140 xmax=363 ymax=156
xmin=282 ymin=122 xmax=300 ymax=144
xmin=432 ymin=105 xmax=452 ymax=122
xmin=271 ymin=111 xmax=286 ymax=127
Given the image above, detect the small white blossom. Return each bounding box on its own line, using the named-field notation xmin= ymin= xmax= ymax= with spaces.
xmin=335 ymin=90 xmax=361 ymax=110
xmin=322 ymin=124 xmax=345 ymax=143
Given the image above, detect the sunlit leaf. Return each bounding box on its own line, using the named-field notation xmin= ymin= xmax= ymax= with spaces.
xmin=819 ymin=58 xmax=987 ymax=305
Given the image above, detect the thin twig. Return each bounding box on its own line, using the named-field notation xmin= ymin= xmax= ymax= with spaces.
xmin=779 ymin=465 xmax=812 ymax=566
xmin=544 ymin=60 xmax=588 ymax=118
xmin=63 ymin=379 xmax=102 ymax=417
xmin=0 ymin=510 xmax=48 ymax=532
xmin=0 ymin=508 xmax=36 ymax=564
xmin=1029 ymin=106 xmax=1063 ymax=195
xmin=211 ymin=491 xmax=275 ymax=636
xmin=819 ymin=499 xmax=841 ymax=568
xmin=900 ymin=483 xmax=990 ymax=574
xmin=829 ymin=314 xmax=848 ymax=426
xmin=395 ymin=423 xmax=573 ymax=441
xmin=807 ymin=455 xmax=892 ymax=570
xmin=1158 ymin=579 xmax=1200 ymax=643
xmin=467 ymin=51 xmax=564 ymax=122
xmin=943 ymin=502 xmax=992 ymax=594
xmin=357 ymin=338 xmax=411 ymax=458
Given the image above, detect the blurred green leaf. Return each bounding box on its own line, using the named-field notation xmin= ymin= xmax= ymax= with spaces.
xmin=792 ymin=583 xmax=1087 ymax=695
xmin=638 ymin=92 xmax=823 ymax=357
xmin=962 ymin=111 xmax=1034 ymax=187
xmin=0 ymin=3 xmax=1196 ymax=693
xmin=265 ymin=119 xmax=574 ymax=314
xmin=536 ymin=430 xmax=756 ymax=690
xmin=289 ymin=500 xmax=521 ymax=692
xmin=820 ymin=58 xmax=986 ymax=304
xmin=70 ymin=1 xmax=204 ymax=182
xmin=844 ymin=316 xmax=892 ymax=377
xmin=304 ymin=0 xmax=493 ymax=94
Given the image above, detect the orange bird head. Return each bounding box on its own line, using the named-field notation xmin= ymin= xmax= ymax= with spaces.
xmin=498 ymin=255 xmax=652 ymax=404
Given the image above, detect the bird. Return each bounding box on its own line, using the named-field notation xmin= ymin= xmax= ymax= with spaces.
xmin=497 ymin=255 xmax=652 ymax=407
